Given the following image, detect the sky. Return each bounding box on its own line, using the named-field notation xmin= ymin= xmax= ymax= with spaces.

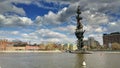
xmin=0 ymin=0 xmax=120 ymax=45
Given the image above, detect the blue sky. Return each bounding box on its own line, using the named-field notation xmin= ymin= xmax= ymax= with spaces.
xmin=0 ymin=0 xmax=120 ymax=45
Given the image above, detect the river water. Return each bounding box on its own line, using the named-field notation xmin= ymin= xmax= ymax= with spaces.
xmin=0 ymin=52 xmax=120 ymax=68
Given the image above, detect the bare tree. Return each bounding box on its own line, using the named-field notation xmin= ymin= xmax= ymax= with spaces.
xmin=111 ymin=43 xmax=120 ymax=50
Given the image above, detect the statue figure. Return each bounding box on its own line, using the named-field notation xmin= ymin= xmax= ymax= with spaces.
xmin=75 ymin=6 xmax=85 ymax=50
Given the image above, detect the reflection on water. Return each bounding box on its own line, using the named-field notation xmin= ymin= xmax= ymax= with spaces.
xmin=0 ymin=52 xmax=120 ymax=68
xmin=75 ymin=54 xmax=86 ymax=68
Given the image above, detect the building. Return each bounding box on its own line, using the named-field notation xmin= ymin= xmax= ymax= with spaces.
xmin=84 ymin=37 xmax=100 ymax=49
xmin=6 ymin=46 xmax=25 ymax=51
xmin=63 ymin=43 xmax=70 ymax=50
xmin=103 ymin=32 xmax=120 ymax=47
xmin=25 ymin=45 xmax=40 ymax=50
xmin=0 ymin=39 xmax=16 ymax=51
xmin=88 ymin=37 xmax=95 ymax=46
xmin=0 ymin=40 xmax=8 ymax=50
xmin=0 ymin=39 xmax=13 ymax=50
xmin=62 ymin=43 xmax=77 ymax=51
xmin=68 ymin=44 xmax=77 ymax=51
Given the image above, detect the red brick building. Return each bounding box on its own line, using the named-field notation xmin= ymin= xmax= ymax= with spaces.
xmin=0 ymin=40 xmax=8 ymax=50
xmin=103 ymin=32 xmax=120 ymax=47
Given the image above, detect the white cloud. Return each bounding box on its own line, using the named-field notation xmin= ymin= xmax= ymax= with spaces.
xmin=21 ymin=33 xmax=38 ymax=39
xmin=44 ymin=38 xmax=62 ymax=43
xmin=36 ymin=29 xmax=67 ymax=38
xmin=45 ymin=0 xmax=80 ymax=4
xmin=0 ymin=30 xmax=20 ymax=35
xmin=0 ymin=14 xmax=33 ymax=27
xmin=52 ymin=25 xmax=76 ymax=35
xmin=82 ymin=10 xmax=109 ymax=25
xmin=11 ymin=31 xmax=19 ymax=35
xmin=0 ymin=0 xmax=39 ymax=16
xmin=21 ymin=33 xmax=29 ymax=38
xmin=39 ymin=3 xmax=78 ymax=25
xmin=0 ymin=1 xmax=26 ymax=16
xmin=44 ymin=0 xmax=120 ymax=26
xmin=95 ymin=27 xmax=103 ymax=33
xmin=106 ymin=21 xmax=120 ymax=32
xmin=19 ymin=28 xmax=76 ymax=44
xmin=19 ymin=17 xmax=33 ymax=25
xmin=34 ymin=16 xmax=42 ymax=25
xmin=43 ymin=7 xmax=68 ymax=24
xmin=109 ymin=22 xmax=116 ymax=26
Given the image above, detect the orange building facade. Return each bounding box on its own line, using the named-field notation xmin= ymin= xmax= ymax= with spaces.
xmin=0 ymin=40 xmax=8 ymax=50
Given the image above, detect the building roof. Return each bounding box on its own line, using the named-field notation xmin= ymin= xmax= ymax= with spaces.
xmin=103 ymin=32 xmax=120 ymax=35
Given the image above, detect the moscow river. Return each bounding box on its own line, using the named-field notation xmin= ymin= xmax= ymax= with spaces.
xmin=0 ymin=52 xmax=120 ymax=68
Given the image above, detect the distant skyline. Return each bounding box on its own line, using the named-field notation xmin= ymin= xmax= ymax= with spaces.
xmin=0 ymin=0 xmax=120 ymax=45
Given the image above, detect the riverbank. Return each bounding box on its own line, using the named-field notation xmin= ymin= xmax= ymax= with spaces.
xmin=0 ymin=50 xmax=62 ymax=53
xmin=85 ymin=50 xmax=120 ymax=54
xmin=1 ymin=50 xmax=120 ymax=53
xmin=69 ymin=50 xmax=120 ymax=54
